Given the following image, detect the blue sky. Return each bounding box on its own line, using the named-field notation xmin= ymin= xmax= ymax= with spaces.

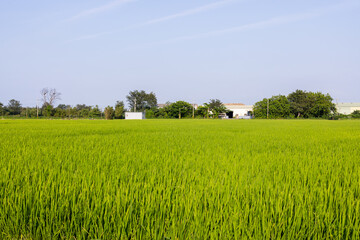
xmin=1 ymin=0 xmax=359 ymax=108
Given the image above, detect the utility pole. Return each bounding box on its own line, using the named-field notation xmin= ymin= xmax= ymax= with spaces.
xmin=26 ymin=108 xmax=28 ymax=118
xmin=134 ymin=98 xmax=137 ymax=112
xmin=193 ymin=104 xmax=195 ymax=119
xmin=267 ymin=98 xmax=269 ymax=119
xmin=179 ymin=108 xmax=181 ymax=119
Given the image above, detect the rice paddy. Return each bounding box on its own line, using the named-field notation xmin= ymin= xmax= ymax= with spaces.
xmin=1 ymin=119 xmax=360 ymax=239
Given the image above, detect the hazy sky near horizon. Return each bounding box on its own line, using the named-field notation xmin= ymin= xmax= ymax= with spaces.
xmin=1 ymin=0 xmax=359 ymax=108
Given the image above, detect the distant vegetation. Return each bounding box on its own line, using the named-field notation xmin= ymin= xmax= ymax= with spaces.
xmin=1 ymin=88 xmax=358 ymax=119
xmin=253 ymin=90 xmax=336 ymax=119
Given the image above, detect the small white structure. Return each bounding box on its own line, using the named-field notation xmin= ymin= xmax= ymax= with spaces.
xmin=125 ymin=112 xmax=145 ymax=120
xmin=224 ymin=103 xmax=253 ymax=118
xmin=336 ymin=103 xmax=360 ymax=115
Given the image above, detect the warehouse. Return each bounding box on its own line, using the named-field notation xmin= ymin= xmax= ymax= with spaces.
xmin=336 ymin=103 xmax=360 ymax=115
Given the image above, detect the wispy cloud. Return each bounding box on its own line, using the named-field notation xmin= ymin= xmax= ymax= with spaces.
xmin=150 ymin=1 xmax=360 ymax=44
xmin=134 ymin=0 xmax=237 ymax=27
xmin=65 ymin=32 xmax=114 ymax=44
xmin=66 ymin=0 xmax=136 ymax=22
xmin=66 ymin=0 xmax=238 ymax=42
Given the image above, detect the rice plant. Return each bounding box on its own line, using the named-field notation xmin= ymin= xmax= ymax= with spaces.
xmin=0 ymin=119 xmax=360 ymax=239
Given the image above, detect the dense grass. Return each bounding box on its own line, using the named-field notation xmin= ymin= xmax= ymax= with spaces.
xmin=1 ymin=119 xmax=360 ymax=239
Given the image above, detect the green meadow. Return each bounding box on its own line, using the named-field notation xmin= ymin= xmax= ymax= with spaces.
xmin=1 ymin=119 xmax=360 ymax=239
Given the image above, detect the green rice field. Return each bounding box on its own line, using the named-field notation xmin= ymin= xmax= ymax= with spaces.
xmin=1 ymin=119 xmax=360 ymax=239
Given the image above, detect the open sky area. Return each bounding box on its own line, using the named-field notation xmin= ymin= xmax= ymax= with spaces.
xmin=1 ymin=0 xmax=359 ymax=108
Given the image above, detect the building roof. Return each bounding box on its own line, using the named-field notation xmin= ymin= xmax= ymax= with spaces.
xmin=336 ymin=103 xmax=360 ymax=107
xmin=158 ymin=103 xmax=198 ymax=108
xmin=224 ymin=103 xmax=245 ymax=106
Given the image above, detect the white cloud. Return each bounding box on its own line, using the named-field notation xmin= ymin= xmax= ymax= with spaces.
xmin=139 ymin=0 xmax=237 ymax=26
xmin=66 ymin=0 xmax=136 ymax=22
xmin=153 ymin=1 xmax=360 ymax=44
xmin=65 ymin=32 xmax=113 ymax=44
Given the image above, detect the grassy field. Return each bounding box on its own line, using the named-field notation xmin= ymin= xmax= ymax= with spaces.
xmin=1 ymin=119 xmax=360 ymax=239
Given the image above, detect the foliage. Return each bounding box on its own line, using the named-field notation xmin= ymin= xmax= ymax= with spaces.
xmin=196 ymin=105 xmax=209 ymax=118
xmin=351 ymin=110 xmax=360 ymax=119
xmin=152 ymin=107 xmax=169 ymax=118
xmin=126 ymin=90 xmax=157 ymax=112
xmin=208 ymin=99 xmax=227 ymax=118
xmin=254 ymin=90 xmax=335 ymax=119
xmin=254 ymin=95 xmax=291 ymax=119
xmin=1 ymin=120 xmax=360 ymax=238
xmin=44 ymin=105 xmax=54 ymax=117
xmin=166 ymin=101 xmax=193 ymax=118
xmin=145 ymin=109 xmax=155 ymax=119
xmin=104 ymin=106 xmax=114 ymax=120
xmin=89 ymin=105 xmax=102 ymax=118
xmin=287 ymin=90 xmax=335 ymax=118
xmin=7 ymin=99 xmax=22 ymax=115
xmin=114 ymin=101 xmax=125 ymax=119
xmin=0 ymin=102 xmax=4 ymax=116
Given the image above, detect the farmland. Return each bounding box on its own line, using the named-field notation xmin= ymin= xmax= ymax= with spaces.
xmin=1 ymin=119 xmax=360 ymax=239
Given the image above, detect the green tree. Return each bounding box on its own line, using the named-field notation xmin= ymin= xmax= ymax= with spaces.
xmin=167 ymin=101 xmax=193 ymax=119
xmin=0 ymin=102 xmax=4 ymax=116
xmin=104 ymin=106 xmax=114 ymax=120
xmin=44 ymin=105 xmax=54 ymax=117
xmin=28 ymin=108 xmax=37 ymax=118
xmin=287 ymin=90 xmax=335 ymax=118
xmin=145 ymin=109 xmax=155 ymax=119
xmin=7 ymin=99 xmax=22 ymax=115
xmin=196 ymin=105 xmax=209 ymax=118
xmin=254 ymin=95 xmax=291 ymax=119
xmin=208 ymin=99 xmax=227 ymax=118
xmin=351 ymin=110 xmax=360 ymax=119
xmin=126 ymin=90 xmax=157 ymax=111
xmin=307 ymin=92 xmax=336 ymax=118
xmin=153 ymin=107 xmax=168 ymax=118
xmin=287 ymin=90 xmax=309 ymax=118
xmin=89 ymin=105 xmax=101 ymax=118
xmin=54 ymin=104 xmax=70 ymax=118
xmin=114 ymin=101 xmax=125 ymax=119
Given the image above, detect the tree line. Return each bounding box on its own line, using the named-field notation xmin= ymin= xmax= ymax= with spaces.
xmin=253 ymin=90 xmax=339 ymax=119
xmin=1 ymin=88 xmax=358 ymax=119
xmin=0 ymin=89 xmax=227 ymax=119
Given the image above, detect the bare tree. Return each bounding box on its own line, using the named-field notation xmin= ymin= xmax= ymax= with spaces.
xmin=40 ymin=88 xmax=61 ymax=106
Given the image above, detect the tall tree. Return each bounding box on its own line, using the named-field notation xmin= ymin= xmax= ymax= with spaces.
xmin=287 ymin=90 xmax=310 ymax=118
xmin=254 ymin=95 xmax=291 ymax=119
xmin=208 ymin=99 xmax=227 ymax=118
xmin=166 ymin=101 xmax=193 ymax=118
xmin=352 ymin=110 xmax=360 ymax=119
xmin=196 ymin=105 xmax=209 ymax=118
xmin=89 ymin=105 xmax=101 ymax=118
xmin=307 ymin=92 xmax=336 ymax=118
xmin=40 ymin=88 xmax=61 ymax=107
xmin=126 ymin=90 xmax=157 ymax=111
xmin=287 ymin=90 xmax=335 ymax=118
xmin=104 ymin=106 xmax=114 ymax=120
xmin=114 ymin=101 xmax=125 ymax=119
xmin=0 ymin=102 xmax=4 ymax=116
xmin=7 ymin=99 xmax=22 ymax=115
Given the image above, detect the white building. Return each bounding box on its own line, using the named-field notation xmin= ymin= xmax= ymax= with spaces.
xmin=223 ymin=103 xmax=253 ymax=118
xmin=125 ymin=112 xmax=145 ymax=120
xmin=336 ymin=103 xmax=360 ymax=115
